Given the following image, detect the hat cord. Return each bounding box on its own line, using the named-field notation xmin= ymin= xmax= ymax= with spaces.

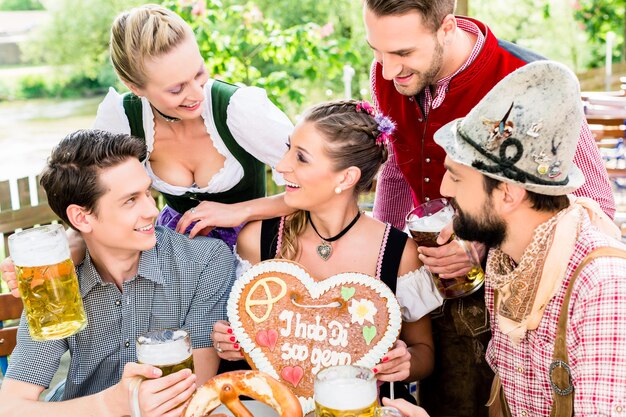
xmin=457 ymin=129 xmax=569 ymax=187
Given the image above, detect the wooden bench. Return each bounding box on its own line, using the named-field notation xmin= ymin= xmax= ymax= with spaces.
xmin=581 ymin=93 xmax=626 ymax=180
xmin=583 ymin=93 xmax=626 ymax=142
xmin=0 ymin=175 xmax=61 ymax=257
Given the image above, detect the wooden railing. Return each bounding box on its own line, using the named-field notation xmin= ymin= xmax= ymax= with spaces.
xmin=0 ymin=175 xmax=60 ymax=259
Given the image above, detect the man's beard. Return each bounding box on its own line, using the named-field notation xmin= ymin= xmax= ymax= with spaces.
xmin=451 ymin=199 xmax=507 ymax=248
xmin=394 ymin=40 xmax=444 ymax=97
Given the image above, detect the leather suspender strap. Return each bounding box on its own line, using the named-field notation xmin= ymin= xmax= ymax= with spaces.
xmin=549 ymin=246 xmax=626 ymax=417
xmin=486 ymin=373 xmax=513 ymax=417
xmin=488 ymin=246 xmax=626 ymax=417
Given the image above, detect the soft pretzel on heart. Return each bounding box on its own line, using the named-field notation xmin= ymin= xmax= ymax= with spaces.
xmin=181 ymin=370 xmax=303 ymax=417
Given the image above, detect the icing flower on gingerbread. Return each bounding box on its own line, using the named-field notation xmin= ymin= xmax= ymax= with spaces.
xmin=348 ymin=298 xmax=378 ymax=325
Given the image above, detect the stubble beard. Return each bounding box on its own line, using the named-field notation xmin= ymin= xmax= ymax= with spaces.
xmin=393 ymin=41 xmax=445 ymax=97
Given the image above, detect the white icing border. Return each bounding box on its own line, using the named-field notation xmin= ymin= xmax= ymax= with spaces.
xmin=227 ymin=260 xmax=402 ymax=415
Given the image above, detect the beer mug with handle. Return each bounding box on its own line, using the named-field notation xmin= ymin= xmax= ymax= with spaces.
xmin=131 ymin=329 xmax=195 ymax=417
xmin=405 ymin=198 xmax=485 ymax=299
xmin=314 ymin=365 xmax=401 ymax=417
xmin=8 ymin=224 xmax=87 ymax=341
xmin=136 ymin=329 xmax=194 ymax=376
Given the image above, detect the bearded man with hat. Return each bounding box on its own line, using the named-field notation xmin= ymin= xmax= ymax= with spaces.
xmin=383 ymin=61 xmax=626 ymax=417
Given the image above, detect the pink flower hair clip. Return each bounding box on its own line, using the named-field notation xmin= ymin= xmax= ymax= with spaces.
xmin=355 ymin=101 xmax=395 ymax=146
xmin=356 ymin=101 xmax=375 ymax=116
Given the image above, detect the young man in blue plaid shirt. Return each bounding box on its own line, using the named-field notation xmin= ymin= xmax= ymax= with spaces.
xmin=0 ymin=129 xmax=236 ymax=417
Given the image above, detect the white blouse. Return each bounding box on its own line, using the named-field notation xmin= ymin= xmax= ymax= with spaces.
xmin=93 ymin=79 xmax=293 ymax=195
xmin=233 ymin=248 xmax=443 ymax=323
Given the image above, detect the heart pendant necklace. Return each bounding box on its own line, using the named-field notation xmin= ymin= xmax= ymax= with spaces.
xmin=307 ymin=210 xmax=361 ymax=261
xmin=316 ymin=241 xmax=332 ymax=261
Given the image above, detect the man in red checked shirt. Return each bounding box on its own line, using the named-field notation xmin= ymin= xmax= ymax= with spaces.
xmin=363 ymin=1 xmax=616 ymax=416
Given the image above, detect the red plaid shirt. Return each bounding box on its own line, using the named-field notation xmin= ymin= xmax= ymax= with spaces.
xmin=485 ymin=214 xmax=626 ymax=417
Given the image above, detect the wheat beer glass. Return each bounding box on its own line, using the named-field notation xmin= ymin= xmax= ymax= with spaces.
xmin=8 ymin=224 xmax=87 ymax=341
xmin=405 ymin=198 xmax=485 ymax=299
xmin=136 ymin=329 xmax=194 ymax=376
xmin=314 ymin=365 xmax=401 ymax=417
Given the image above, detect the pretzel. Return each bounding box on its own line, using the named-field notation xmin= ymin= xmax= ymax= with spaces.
xmin=181 ymin=370 xmax=303 ymax=417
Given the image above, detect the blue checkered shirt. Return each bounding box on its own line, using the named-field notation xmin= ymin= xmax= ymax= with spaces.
xmin=5 ymin=226 xmax=236 ymax=400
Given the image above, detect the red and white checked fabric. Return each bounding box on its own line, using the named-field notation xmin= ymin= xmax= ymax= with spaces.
xmin=372 ymin=143 xmax=415 ymax=229
xmin=573 ymin=123 xmax=615 ymax=219
xmin=485 ymin=215 xmax=626 ymax=417
xmin=419 ymin=19 xmax=485 ymax=115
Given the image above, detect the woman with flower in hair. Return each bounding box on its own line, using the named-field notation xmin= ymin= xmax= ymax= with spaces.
xmin=212 ymin=99 xmax=442 ymax=397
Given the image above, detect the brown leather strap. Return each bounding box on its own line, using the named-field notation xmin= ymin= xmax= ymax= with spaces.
xmin=486 ymin=373 xmax=501 ymax=408
xmin=487 ymin=374 xmax=513 ymax=417
xmin=491 ymin=247 xmax=626 ymax=417
xmin=549 ymin=247 xmax=626 ymax=417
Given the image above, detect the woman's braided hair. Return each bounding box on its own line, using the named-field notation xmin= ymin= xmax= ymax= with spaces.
xmin=110 ymin=4 xmax=190 ymax=88
xmin=278 ymin=99 xmax=390 ymax=260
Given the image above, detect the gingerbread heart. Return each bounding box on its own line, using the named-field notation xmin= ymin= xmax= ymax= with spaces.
xmin=227 ymin=260 xmax=402 ymax=414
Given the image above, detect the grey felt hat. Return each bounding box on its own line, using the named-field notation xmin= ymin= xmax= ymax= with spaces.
xmin=434 ymin=61 xmax=585 ymax=195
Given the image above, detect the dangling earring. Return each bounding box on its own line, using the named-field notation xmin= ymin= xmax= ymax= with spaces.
xmin=334 ymin=186 xmax=342 ymax=194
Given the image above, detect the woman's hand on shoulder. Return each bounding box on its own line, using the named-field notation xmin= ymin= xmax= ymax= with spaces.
xmin=176 ymin=201 xmax=250 ymax=238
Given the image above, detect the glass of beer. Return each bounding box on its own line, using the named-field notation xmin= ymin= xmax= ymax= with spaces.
xmin=314 ymin=365 xmax=401 ymax=417
xmin=8 ymin=224 xmax=87 ymax=341
xmin=405 ymin=198 xmax=485 ymax=299
xmin=136 ymin=329 xmax=194 ymax=376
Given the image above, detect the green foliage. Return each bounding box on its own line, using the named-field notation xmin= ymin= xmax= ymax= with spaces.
xmin=0 ymin=80 xmax=12 ymax=101
xmin=0 ymin=0 xmax=43 ymax=10
xmin=18 ymin=74 xmax=48 ymax=98
xmin=251 ymin=0 xmax=372 ymax=97
xmin=10 ymin=73 xmax=106 ymax=99
xmin=22 ymin=0 xmax=146 ymax=93
xmin=471 ymin=0 xmax=593 ymax=71
xmin=19 ymin=0 xmax=370 ymax=110
xmin=573 ymin=0 xmax=625 ymax=66
xmin=166 ymin=0 xmax=369 ymax=112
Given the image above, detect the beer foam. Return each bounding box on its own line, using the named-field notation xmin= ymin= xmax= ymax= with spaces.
xmin=136 ymin=330 xmax=191 ymax=366
xmin=407 ymin=206 xmax=454 ymax=233
xmin=9 ymin=225 xmax=70 ymax=267
xmin=314 ymin=377 xmax=377 ymax=410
